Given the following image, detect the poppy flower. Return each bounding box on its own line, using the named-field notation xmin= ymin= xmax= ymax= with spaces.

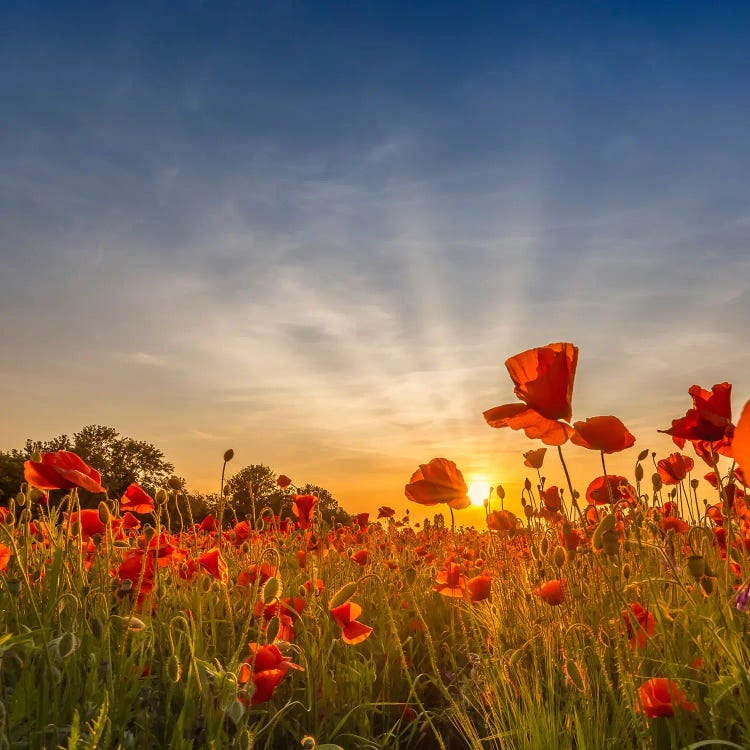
xmin=239 ymin=643 xmax=302 ymax=704
xmin=623 ymin=603 xmax=656 ymax=649
xmin=24 ymin=450 xmax=105 ymax=494
xmin=404 ymin=458 xmax=470 ymax=509
xmin=735 ymin=400 xmax=750 ymax=480
xmin=585 ymin=475 xmax=637 ymax=506
xmin=536 ymin=579 xmax=565 ymax=605
xmin=68 ymin=509 xmax=105 ymax=539
xmin=0 ymin=545 xmax=10 ymax=572
xmin=329 ymin=601 xmax=373 ymax=645
xmin=377 ymin=506 xmax=396 ymax=519
xmin=120 ymin=483 xmax=155 ymax=514
xmin=636 ymin=678 xmax=697 ymax=717
xmin=196 ymin=548 xmax=228 ymax=583
xmin=433 ymin=562 xmax=466 ymax=598
xmin=466 ymin=574 xmax=491 ymax=602
xmin=540 ymin=486 xmax=562 ymax=512
xmin=484 ymin=342 xmax=578 ymax=446
xmin=353 ymin=512 xmax=370 ymax=528
xmin=487 ymin=509 xmax=518 ymax=531
xmin=523 ymin=448 xmax=547 ymax=469
xmin=657 ymin=453 xmax=694 ymax=485
xmin=571 ymin=416 xmax=635 ymax=454
xmin=277 ymin=474 xmax=292 ymax=489
xmin=351 ymin=549 xmax=368 ymax=566
xmin=660 ymin=382 xmax=735 ymax=465
xmin=292 ymin=495 xmax=318 ymax=529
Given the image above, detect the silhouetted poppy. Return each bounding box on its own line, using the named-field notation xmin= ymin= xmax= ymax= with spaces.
xmin=657 ymin=453 xmax=694 ymax=485
xmin=351 ymin=549 xmax=368 ymax=566
xmin=292 ymin=495 xmax=318 ymax=529
xmin=377 ymin=506 xmax=396 ymax=519
xmin=487 ymin=509 xmax=518 ymax=531
xmin=660 ymin=382 xmax=735 ymax=464
xmin=523 ymin=448 xmax=547 ymax=469
xmin=353 ymin=512 xmax=369 ymax=527
xmin=571 ymin=416 xmax=635 ymax=454
xmin=541 ymin=486 xmax=562 ymax=511
xmin=277 ymin=475 xmax=292 ymax=488
xmin=404 ymin=458 xmax=470 ymax=509
xmin=24 ymin=450 xmax=105 ymax=494
xmin=636 ymin=678 xmax=697 ymax=717
xmin=484 ymin=343 xmax=578 ymax=445
xmin=120 ymin=483 xmax=154 ymax=514
xmin=329 ymin=601 xmax=373 ymax=644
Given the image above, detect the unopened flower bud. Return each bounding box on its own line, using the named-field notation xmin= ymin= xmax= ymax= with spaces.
xmin=223 ymin=449 xmax=235 ymax=462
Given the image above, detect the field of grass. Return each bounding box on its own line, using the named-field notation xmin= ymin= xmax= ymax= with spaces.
xmin=3 ymin=343 xmax=750 ymax=750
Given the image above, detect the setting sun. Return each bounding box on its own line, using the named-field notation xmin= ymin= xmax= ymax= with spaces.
xmin=467 ymin=479 xmax=491 ymax=506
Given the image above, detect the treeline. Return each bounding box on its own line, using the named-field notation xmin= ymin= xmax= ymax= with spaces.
xmin=0 ymin=425 xmax=351 ymax=527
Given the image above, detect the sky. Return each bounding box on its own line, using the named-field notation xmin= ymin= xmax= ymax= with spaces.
xmin=1 ymin=1 xmax=749 ymax=524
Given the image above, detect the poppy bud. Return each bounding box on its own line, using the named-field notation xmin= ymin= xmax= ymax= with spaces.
xmin=634 ymin=464 xmax=644 ymax=483
xmin=6 ymin=578 xmax=21 ymax=595
xmin=142 ymin=525 xmax=155 ymax=542
xmin=566 ymin=548 xmax=577 ymax=563
xmin=15 ymin=492 xmax=25 ymax=508
xmin=564 ymin=658 xmax=586 ymax=692
xmin=263 ymin=577 xmax=281 ymax=604
xmin=524 ymin=478 xmax=531 ymax=491
xmin=168 ymin=477 xmax=183 ymax=491
xmin=223 ymin=484 xmax=230 ymax=497
xmin=637 ymin=449 xmax=650 ymax=462
xmin=166 ymin=653 xmax=182 ymax=683
xmin=266 ymin=615 xmax=280 ymax=643
xmin=540 ymin=537 xmax=549 ymax=557
xmin=523 ymin=505 xmax=533 ymax=518
xmin=301 ymin=736 xmax=316 ymax=750
xmin=601 ymin=529 xmax=620 ymax=557
xmin=223 ymin=449 xmax=235 ymax=462
xmin=92 ymin=533 xmax=102 ymax=547
xmin=553 ymin=546 xmax=566 ymax=568
xmin=329 ymin=581 xmax=358 ymax=609
xmin=156 ymin=489 xmax=168 ymax=504
xmin=55 ymin=632 xmax=78 ymax=660
xmin=496 ymin=485 xmax=505 ymax=500
xmin=700 ymin=576 xmax=715 ymax=597
xmin=18 ymin=509 xmax=31 ymax=525
xmin=687 ymin=555 xmax=705 ymax=579
xmin=405 ymin=567 xmax=417 ymax=586
xmin=98 ymin=502 xmax=111 ymax=525
xmin=652 ymin=473 xmax=662 ymax=492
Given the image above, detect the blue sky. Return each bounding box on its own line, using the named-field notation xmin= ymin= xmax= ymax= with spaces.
xmin=1 ymin=1 xmax=749 ymax=515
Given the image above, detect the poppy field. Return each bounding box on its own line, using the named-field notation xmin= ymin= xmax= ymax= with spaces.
xmin=3 ymin=342 xmax=750 ymax=750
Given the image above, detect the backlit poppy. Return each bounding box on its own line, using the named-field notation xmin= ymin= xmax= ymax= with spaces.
xmin=585 ymin=475 xmax=636 ymax=506
xmin=660 ymin=382 xmax=735 ymax=464
xmin=636 ymin=678 xmax=697 ymax=717
xmin=433 ymin=562 xmax=466 ymax=598
xmin=329 ymin=601 xmax=373 ymax=645
xmin=466 ymin=574 xmax=491 ymax=602
xmin=540 ymin=486 xmax=562 ymax=511
xmin=120 ymin=483 xmax=154 ymax=514
xmin=377 ymin=506 xmax=396 ymax=519
xmin=277 ymin=475 xmax=292 ymax=489
xmin=622 ymin=603 xmax=656 ymax=648
xmin=487 ymin=509 xmax=518 ymax=531
xmin=735 ymin=400 xmax=750 ymax=480
xmin=292 ymin=495 xmax=318 ymax=529
xmin=536 ymin=579 xmax=565 ymax=605
xmin=657 ymin=453 xmax=694 ymax=485
xmin=523 ymin=448 xmax=547 ymax=469
xmin=571 ymin=416 xmax=635 ymax=454
xmin=196 ymin=548 xmax=228 ymax=583
xmin=404 ymin=458 xmax=470 ymax=509
xmin=24 ymin=451 xmax=106 ymax=494
xmin=484 ymin=343 xmax=578 ymax=445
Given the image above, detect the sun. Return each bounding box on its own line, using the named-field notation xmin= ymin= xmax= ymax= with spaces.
xmin=467 ymin=479 xmax=491 ymax=506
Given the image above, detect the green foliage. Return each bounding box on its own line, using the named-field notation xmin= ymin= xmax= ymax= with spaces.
xmin=0 ymin=451 xmax=24 ymax=502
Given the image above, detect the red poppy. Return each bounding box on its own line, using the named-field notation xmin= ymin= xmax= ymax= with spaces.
xmin=199 ymin=514 xmax=217 ymax=532
xmin=377 ymin=506 xmax=396 ymax=519
xmin=636 ymin=678 xmax=697 ymax=717
xmin=657 ymin=453 xmax=694 ymax=485
xmin=660 ymin=382 xmax=735 ymax=464
xmin=466 ymin=574 xmax=491 ymax=602
xmin=487 ymin=509 xmax=518 ymax=531
xmin=623 ymin=603 xmax=656 ymax=649
xmin=329 ymin=601 xmax=373 ymax=645
xmin=735 ymin=400 xmax=750 ymax=481
xmin=120 ymin=483 xmax=155 ymax=514
xmin=523 ymin=448 xmax=547 ymax=469
xmin=196 ymin=548 xmax=228 ymax=583
xmin=351 ymin=549 xmax=368 ymax=566
xmin=484 ymin=343 xmax=578 ymax=445
xmin=238 ymin=643 xmax=302 ymax=704
xmin=277 ymin=474 xmax=292 ymax=489
xmin=24 ymin=451 xmax=105 ymax=494
xmin=540 ymin=486 xmax=562 ymax=511
xmin=404 ymin=458 xmax=470 ymax=509
xmin=352 ymin=512 xmax=370 ymax=528
xmin=121 ymin=511 xmax=141 ymax=530
xmin=237 ymin=562 xmax=277 ymax=588
xmin=69 ymin=509 xmax=105 ymax=539
xmin=433 ymin=562 xmax=466 ymax=598
xmin=585 ymin=475 xmax=636 ymax=506
xmin=0 ymin=545 xmax=10 ymax=572
xmin=571 ymin=416 xmax=635 ymax=454
xmin=292 ymin=495 xmax=318 ymax=529
xmin=536 ymin=579 xmax=565 ymax=605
